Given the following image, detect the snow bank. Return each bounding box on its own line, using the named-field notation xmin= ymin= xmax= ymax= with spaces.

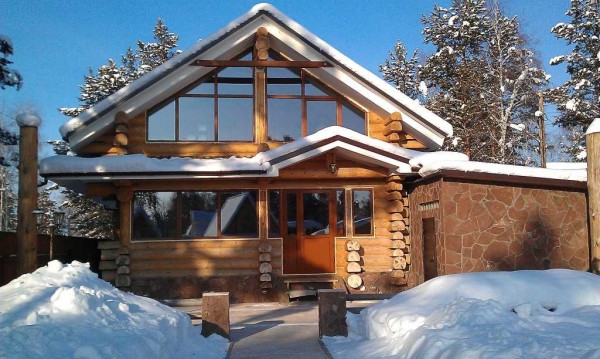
xmin=0 ymin=261 xmax=228 ymax=359
xmin=324 ymin=270 xmax=600 ymax=358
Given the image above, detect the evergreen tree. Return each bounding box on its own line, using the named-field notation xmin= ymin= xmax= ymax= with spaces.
xmin=382 ymin=0 xmax=547 ymax=164
xmin=36 ymin=184 xmax=59 ymax=235
xmin=548 ymin=0 xmax=600 ymax=160
xmin=0 ymin=35 xmax=22 ymax=90
xmin=59 ymin=19 xmax=179 ymax=117
xmin=52 ymin=19 xmax=179 ymax=238
xmin=380 ymin=42 xmax=423 ymax=101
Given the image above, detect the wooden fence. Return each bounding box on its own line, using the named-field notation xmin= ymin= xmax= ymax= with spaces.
xmin=0 ymin=231 xmax=101 ymax=286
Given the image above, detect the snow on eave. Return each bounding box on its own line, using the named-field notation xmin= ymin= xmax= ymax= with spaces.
xmin=59 ymin=3 xmax=452 ymax=151
xmin=586 ymin=118 xmax=600 ymax=135
xmin=419 ymin=160 xmax=587 ymax=183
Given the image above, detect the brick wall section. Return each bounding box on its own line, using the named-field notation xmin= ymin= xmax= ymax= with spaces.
xmin=441 ymin=179 xmax=589 ymax=274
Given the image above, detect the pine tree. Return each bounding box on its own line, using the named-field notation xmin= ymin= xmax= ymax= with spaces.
xmin=0 ymin=35 xmax=22 ymax=90
xmin=383 ymin=0 xmax=547 ymax=164
xmin=380 ymin=42 xmax=423 ymax=101
xmin=36 ymin=184 xmax=58 ymax=235
xmin=59 ymin=19 xmax=179 ymax=117
xmin=548 ymin=0 xmax=600 ymax=160
xmin=52 ymin=19 xmax=179 ymax=239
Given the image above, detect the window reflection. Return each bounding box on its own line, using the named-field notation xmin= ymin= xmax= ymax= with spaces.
xmin=148 ymin=101 xmax=176 ymax=141
xmin=352 ymin=190 xmax=373 ymax=236
xmin=182 ymin=191 xmax=218 ymax=238
xmin=303 ymin=192 xmax=329 ymax=235
xmin=219 ymin=98 xmax=254 ymax=141
xmin=179 ymin=97 xmax=214 ymax=141
xmin=268 ymin=98 xmax=302 ymax=141
xmin=133 ymin=192 xmax=177 ymax=239
xmin=307 ymin=101 xmax=337 ymax=135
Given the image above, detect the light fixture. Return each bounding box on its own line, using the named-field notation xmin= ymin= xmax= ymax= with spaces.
xmin=32 ymin=208 xmax=45 ymax=226
xmin=53 ymin=211 xmax=65 ymax=227
xmin=328 ymin=162 xmax=337 ymax=174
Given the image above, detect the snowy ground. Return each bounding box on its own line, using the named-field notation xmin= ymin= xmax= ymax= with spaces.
xmin=0 ymin=261 xmax=228 ymax=359
xmin=324 ymin=269 xmax=600 ymax=358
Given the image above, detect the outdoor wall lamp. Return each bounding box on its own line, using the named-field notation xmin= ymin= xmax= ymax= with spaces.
xmin=329 ymin=162 xmax=337 ymax=174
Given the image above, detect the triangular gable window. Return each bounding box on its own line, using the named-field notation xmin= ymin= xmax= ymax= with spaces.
xmin=147 ymin=51 xmax=367 ymax=143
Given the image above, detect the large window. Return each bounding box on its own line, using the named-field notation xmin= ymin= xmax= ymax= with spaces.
xmin=266 ymin=53 xmax=367 ymax=142
xmin=147 ymin=53 xmax=254 ymax=142
xmin=352 ymin=189 xmax=373 ymax=236
xmin=133 ymin=190 xmax=258 ymax=240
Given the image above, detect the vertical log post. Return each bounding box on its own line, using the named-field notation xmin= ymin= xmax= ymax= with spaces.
xmin=16 ymin=112 xmax=41 ymax=275
xmin=587 ymin=119 xmax=600 ymax=273
xmin=318 ymin=289 xmax=347 ymax=338
xmin=201 ymin=292 xmax=230 ymax=340
xmin=116 ymin=186 xmax=133 ymax=247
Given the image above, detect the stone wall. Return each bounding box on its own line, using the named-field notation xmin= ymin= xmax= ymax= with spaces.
xmin=440 ymin=178 xmax=589 ymax=274
xmin=409 ymin=176 xmax=589 ymax=282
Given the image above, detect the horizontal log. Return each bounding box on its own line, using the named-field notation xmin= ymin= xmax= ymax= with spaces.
xmin=391 ymin=249 xmax=404 ymax=257
xmin=99 ymin=261 xmax=117 ymax=270
xmin=113 ymin=133 xmax=128 ymax=147
xmin=384 ymin=121 xmax=403 ymax=136
xmin=100 ymin=249 xmax=118 ymax=261
xmin=99 ymin=241 xmax=121 ymax=250
xmin=391 ymin=232 xmax=404 ymax=240
xmin=117 ymin=266 xmax=130 ymax=274
xmin=131 ymin=268 xmax=260 ymax=279
xmin=390 ymin=213 xmax=404 ymax=222
xmin=256 ymin=49 xmax=268 ymax=61
xmin=259 ymin=262 xmax=273 ymax=274
xmin=386 ymin=182 xmax=403 ymax=192
xmin=131 ymin=259 xmax=261 ymax=271
xmin=260 ymin=273 xmax=272 ymax=282
xmin=390 ymin=240 xmax=406 ymax=249
xmin=386 ymin=200 xmax=407 ymax=213
xmin=131 ymin=240 xmax=262 ymax=251
xmin=387 ymin=175 xmax=403 ymax=182
xmin=255 ymin=36 xmax=271 ymax=51
xmin=347 ymin=251 xmax=360 ymax=262
xmin=101 ymin=270 xmax=117 ymax=281
xmin=115 ymin=124 xmax=128 ymax=134
xmin=256 ymin=27 xmax=269 ymax=37
xmin=115 ymin=111 xmax=128 ymax=124
xmin=346 ymin=240 xmax=360 ymax=251
xmin=386 ymin=192 xmax=403 ymax=201
xmin=258 ymin=241 xmax=272 ymax=253
xmin=346 ymin=262 xmax=362 ymax=273
xmin=260 ymin=282 xmax=273 ymax=289
xmin=388 ymin=220 xmax=406 ymax=232
xmin=116 ymin=255 xmax=130 ymax=266
xmin=259 ymin=253 xmax=271 ymax=262
xmin=389 ymin=277 xmax=408 ymax=286
xmin=347 ymin=274 xmax=362 ymax=289
xmin=383 ymin=112 xmax=402 ymax=126
xmin=387 ymin=133 xmax=400 ymax=142
xmin=118 ymin=247 xmax=130 ymax=255
xmin=405 ymin=254 xmax=411 ymax=265
xmin=391 ymin=269 xmax=405 ymax=278
xmin=129 ymin=247 xmax=280 ymax=261
xmin=392 ymin=256 xmax=407 ymax=270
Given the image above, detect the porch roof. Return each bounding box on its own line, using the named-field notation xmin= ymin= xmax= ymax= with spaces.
xmin=40 ymin=126 xmax=421 ymax=190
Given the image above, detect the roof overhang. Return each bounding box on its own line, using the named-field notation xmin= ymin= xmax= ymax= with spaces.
xmin=42 ymin=126 xmax=419 ymax=191
xmin=60 ymin=4 xmax=452 ymax=152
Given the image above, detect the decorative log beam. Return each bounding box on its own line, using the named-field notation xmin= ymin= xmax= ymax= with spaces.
xmin=383 ymin=112 xmax=402 ymax=126
xmin=191 ymin=60 xmax=332 ymax=68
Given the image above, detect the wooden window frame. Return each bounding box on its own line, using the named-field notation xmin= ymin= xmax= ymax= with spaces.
xmin=351 ymin=188 xmax=374 ymax=237
xmin=132 ymin=190 xmax=259 ymax=241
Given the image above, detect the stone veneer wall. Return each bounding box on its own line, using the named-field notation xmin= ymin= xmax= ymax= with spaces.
xmin=440 ymin=179 xmax=589 ymax=274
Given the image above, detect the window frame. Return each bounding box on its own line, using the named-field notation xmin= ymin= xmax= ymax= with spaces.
xmin=132 ymin=190 xmax=259 ymax=242
xmin=351 ymin=188 xmax=374 ymax=237
xmin=146 ymin=52 xmax=256 ymax=143
xmin=266 ymin=69 xmax=367 ymax=140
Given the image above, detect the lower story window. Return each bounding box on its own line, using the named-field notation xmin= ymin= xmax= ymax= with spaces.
xmin=352 ymin=189 xmax=373 ymax=236
xmin=133 ymin=190 xmax=258 ymax=240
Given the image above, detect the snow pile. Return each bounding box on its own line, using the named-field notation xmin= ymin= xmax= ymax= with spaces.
xmin=325 ymin=270 xmax=600 ymax=358
xmin=0 ymin=261 xmax=228 ymax=359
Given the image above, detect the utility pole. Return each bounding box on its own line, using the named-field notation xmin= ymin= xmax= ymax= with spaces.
xmin=538 ymin=92 xmax=547 ymax=168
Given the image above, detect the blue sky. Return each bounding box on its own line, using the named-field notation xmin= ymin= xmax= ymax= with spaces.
xmin=1 ymin=0 xmax=571 ymax=157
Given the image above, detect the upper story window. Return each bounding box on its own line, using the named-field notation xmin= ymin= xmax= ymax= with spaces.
xmin=266 ymin=55 xmax=366 ymax=142
xmin=147 ymin=53 xmax=254 ymax=142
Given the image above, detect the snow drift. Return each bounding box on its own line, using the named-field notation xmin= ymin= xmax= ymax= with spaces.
xmin=324 ymin=269 xmax=600 ymax=358
xmin=0 ymin=261 xmax=228 ymax=359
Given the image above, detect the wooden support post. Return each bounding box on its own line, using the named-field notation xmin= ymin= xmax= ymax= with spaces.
xmin=318 ymin=289 xmax=347 ymax=338
xmin=16 ymin=112 xmax=41 ymax=275
xmin=201 ymin=292 xmax=230 ymax=340
xmin=587 ymin=119 xmax=600 ymax=273
xmin=116 ymin=186 xmax=133 ymax=247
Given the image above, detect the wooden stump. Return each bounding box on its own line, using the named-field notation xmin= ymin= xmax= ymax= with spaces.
xmin=318 ymin=289 xmax=348 ymax=338
xmin=201 ymin=292 xmax=230 ymax=340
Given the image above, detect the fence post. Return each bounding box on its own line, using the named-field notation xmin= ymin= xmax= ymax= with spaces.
xmin=318 ymin=289 xmax=348 ymax=338
xmin=16 ymin=112 xmax=41 ymax=275
xmin=201 ymin=292 xmax=230 ymax=340
xmin=587 ymin=119 xmax=600 ymax=273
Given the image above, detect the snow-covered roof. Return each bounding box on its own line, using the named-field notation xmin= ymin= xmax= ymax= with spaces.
xmin=40 ymin=126 xmax=418 ymax=188
xmin=60 ymin=3 xmax=452 ymax=151
xmin=409 ymin=152 xmax=587 ymax=183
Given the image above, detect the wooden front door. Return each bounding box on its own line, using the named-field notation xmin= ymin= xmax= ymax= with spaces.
xmin=282 ymin=190 xmax=336 ymax=274
xmin=423 ymin=217 xmax=438 ymax=280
